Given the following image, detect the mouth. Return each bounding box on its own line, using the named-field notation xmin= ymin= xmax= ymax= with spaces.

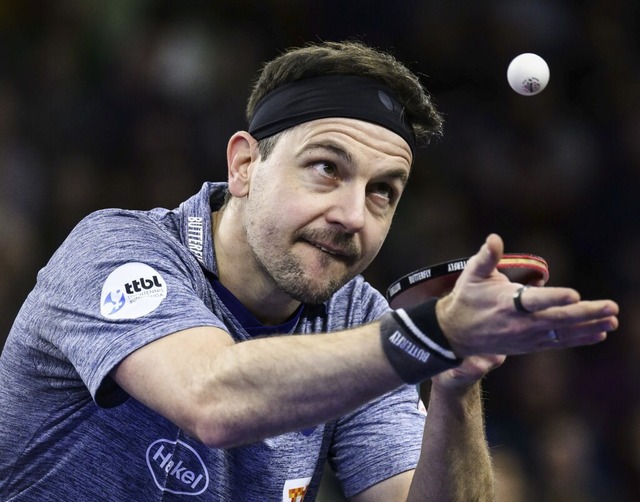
xmin=297 ymin=228 xmax=360 ymax=266
xmin=310 ymin=241 xmax=347 ymax=256
xmin=302 ymin=239 xmax=359 ymax=265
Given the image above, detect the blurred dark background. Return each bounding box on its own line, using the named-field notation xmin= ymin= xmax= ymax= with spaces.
xmin=1 ymin=1 xmax=639 ymax=500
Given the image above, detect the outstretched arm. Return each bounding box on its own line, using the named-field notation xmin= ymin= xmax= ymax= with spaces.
xmin=406 ymin=355 xmax=504 ymax=502
xmin=352 ymin=355 xmax=504 ymax=502
xmin=112 ymin=234 xmax=618 ymax=450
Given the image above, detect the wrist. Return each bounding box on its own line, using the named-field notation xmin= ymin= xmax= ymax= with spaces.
xmin=380 ymin=298 xmax=463 ymax=384
xmin=430 ymin=377 xmax=482 ymax=400
xmin=434 ymin=294 xmax=469 ymax=357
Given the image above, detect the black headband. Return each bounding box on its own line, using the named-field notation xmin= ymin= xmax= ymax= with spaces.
xmin=248 ymin=75 xmax=416 ymax=155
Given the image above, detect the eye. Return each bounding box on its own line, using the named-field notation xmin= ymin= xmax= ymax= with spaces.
xmin=310 ymin=161 xmax=338 ymax=179
xmin=368 ymin=182 xmax=395 ymax=203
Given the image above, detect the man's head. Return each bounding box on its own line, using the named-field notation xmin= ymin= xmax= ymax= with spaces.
xmin=245 ymin=40 xmax=443 ymax=160
xmin=219 ymin=41 xmax=443 ymax=309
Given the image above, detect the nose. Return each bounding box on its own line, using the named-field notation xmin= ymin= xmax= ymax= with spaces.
xmin=325 ymin=184 xmax=366 ymax=233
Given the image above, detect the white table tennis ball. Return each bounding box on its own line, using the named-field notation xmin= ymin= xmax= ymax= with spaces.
xmin=507 ymin=53 xmax=550 ymax=96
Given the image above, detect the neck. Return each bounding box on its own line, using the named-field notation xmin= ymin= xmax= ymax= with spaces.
xmin=212 ymin=208 xmax=301 ymax=325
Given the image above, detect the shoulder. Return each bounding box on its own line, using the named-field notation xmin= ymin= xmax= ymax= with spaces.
xmin=58 ymin=207 xmax=184 ymax=260
xmin=72 ymin=207 xmax=172 ymax=237
xmin=322 ymin=275 xmax=390 ymax=328
xmin=332 ymin=275 xmax=389 ymax=310
xmin=39 ymin=207 xmax=198 ymax=292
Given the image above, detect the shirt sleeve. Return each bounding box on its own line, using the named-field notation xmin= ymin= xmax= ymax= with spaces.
xmin=318 ymin=276 xmax=425 ymax=496
xmin=328 ymin=383 xmax=426 ymax=498
xmin=30 ymin=209 xmax=225 ymax=407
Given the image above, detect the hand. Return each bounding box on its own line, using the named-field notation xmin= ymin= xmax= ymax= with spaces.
xmin=431 ymin=353 xmax=506 ymax=393
xmin=436 ymin=234 xmax=619 ymax=357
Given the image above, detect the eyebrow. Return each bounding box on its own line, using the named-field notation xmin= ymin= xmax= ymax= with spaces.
xmin=302 ymin=141 xmax=354 ymax=165
xmin=383 ymin=167 xmax=410 ymax=187
xmin=300 ymin=141 xmax=410 ymax=186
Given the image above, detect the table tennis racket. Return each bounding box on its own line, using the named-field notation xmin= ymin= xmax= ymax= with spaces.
xmin=386 ymin=253 xmax=549 ymax=309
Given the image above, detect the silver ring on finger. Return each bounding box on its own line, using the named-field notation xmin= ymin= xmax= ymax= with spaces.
xmin=513 ymin=285 xmax=533 ymax=314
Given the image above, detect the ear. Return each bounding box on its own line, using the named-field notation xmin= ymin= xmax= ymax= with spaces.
xmin=226 ymin=131 xmax=259 ymax=197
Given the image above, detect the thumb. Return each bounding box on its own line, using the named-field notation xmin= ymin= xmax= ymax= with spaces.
xmin=466 ymin=234 xmax=504 ymax=280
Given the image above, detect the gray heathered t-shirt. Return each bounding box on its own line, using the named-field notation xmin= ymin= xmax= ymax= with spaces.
xmin=0 ymin=182 xmax=425 ymax=501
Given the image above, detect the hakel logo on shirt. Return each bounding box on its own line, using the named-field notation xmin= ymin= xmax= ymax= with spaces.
xmin=100 ymin=262 xmax=167 ymax=319
xmin=283 ymin=477 xmax=312 ymax=502
xmin=146 ymin=439 xmax=209 ymax=496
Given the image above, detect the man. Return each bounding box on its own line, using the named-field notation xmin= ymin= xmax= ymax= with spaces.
xmin=0 ymin=41 xmax=618 ymax=501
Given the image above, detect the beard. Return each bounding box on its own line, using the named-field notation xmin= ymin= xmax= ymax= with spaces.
xmin=247 ymin=225 xmax=362 ymax=305
xmin=264 ymin=255 xmax=345 ymax=304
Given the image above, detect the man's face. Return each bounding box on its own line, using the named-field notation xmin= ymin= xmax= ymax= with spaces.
xmin=241 ymin=117 xmax=412 ymax=304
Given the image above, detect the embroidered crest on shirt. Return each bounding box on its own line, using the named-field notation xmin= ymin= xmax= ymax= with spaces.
xmin=283 ymin=477 xmax=312 ymax=502
xmin=100 ymin=262 xmax=167 ymax=319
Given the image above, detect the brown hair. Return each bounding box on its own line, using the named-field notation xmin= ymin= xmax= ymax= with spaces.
xmin=246 ymin=40 xmax=443 ymax=158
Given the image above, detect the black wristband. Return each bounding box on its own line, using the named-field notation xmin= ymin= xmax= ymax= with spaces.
xmin=380 ymin=298 xmax=463 ymax=384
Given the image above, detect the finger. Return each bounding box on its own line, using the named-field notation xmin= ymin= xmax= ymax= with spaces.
xmin=510 ymin=286 xmax=581 ymax=314
xmin=538 ymin=331 xmax=607 ymax=350
xmin=538 ymin=330 xmax=608 ymax=350
xmin=537 ymin=314 xmax=618 ymax=348
xmin=432 ymin=354 xmax=506 ymax=389
xmin=466 ymin=234 xmax=504 ymax=281
xmin=456 ymin=354 xmax=506 ymax=375
xmin=533 ymin=300 xmax=620 ymax=327
xmin=468 ymin=353 xmax=506 ymax=372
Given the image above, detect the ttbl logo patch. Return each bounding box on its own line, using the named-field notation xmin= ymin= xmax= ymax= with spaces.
xmin=100 ymin=262 xmax=167 ymax=319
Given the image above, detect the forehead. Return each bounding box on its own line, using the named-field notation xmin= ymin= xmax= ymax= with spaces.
xmin=281 ymin=118 xmax=413 ymax=168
